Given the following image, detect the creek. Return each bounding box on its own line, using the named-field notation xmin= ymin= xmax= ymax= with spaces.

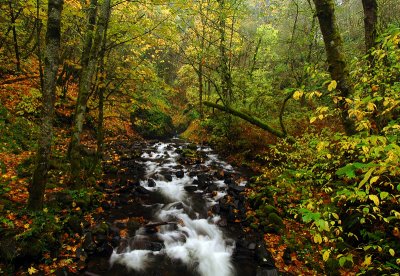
xmin=82 ymin=139 xmax=277 ymax=276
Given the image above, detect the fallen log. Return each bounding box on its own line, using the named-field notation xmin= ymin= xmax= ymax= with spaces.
xmin=203 ymin=101 xmax=295 ymax=143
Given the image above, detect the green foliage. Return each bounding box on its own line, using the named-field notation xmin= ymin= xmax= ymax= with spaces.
xmin=131 ymin=97 xmax=175 ymax=139
xmin=0 ymin=103 xmax=38 ymax=153
xmin=16 ymin=88 xmax=42 ymax=116
xmin=14 ymin=210 xmax=62 ymax=257
xmin=247 ymin=26 xmax=400 ymax=274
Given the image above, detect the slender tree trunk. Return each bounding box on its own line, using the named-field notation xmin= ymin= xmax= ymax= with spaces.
xmin=28 ymin=0 xmax=63 ymax=211
xmin=361 ymin=0 xmax=378 ymax=53
xmin=8 ymin=0 xmax=21 ymax=72
xmin=69 ymin=0 xmax=111 ymax=187
xmin=97 ymin=0 xmax=111 ymax=160
xmin=197 ymin=0 xmax=205 ymax=118
xmin=217 ymin=0 xmax=232 ymax=104
xmin=68 ymin=0 xmax=98 ymax=184
xmin=313 ymin=0 xmax=357 ymax=135
xmin=36 ymin=0 xmax=44 ymax=91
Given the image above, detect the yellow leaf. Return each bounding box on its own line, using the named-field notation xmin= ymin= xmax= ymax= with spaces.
xmin=72 ymin=202 xmax=76 ymax=208
xmin=358 ymin=167 xmax=375 ymax=188
xmin=24 ymin=223 xmax=30 ymax=229
xmin=332 ymin=213 xmax=339 ymax=220
xmin=28 ymin=266 xmax=38 ymax=275
xmin=389 ymin=248 xmax=395 ymax=257
xmin=323 ymin=250 xmax=330 ymax=262
xmin=369 ymin=194 xmax=380 ymax=206
xmin=310 ymin=117 xmax=317 ymax=124
xmin=328 ymin=80 xmax=337 ymax=91
xmin=362 ymin=255 xmax=372 ymax=266
xmin=370 ymin=176 xmax=379 ymax=184
xmin=326 ymin=153 xmax=332 ymax=159
xmin=293 ymin=90 xmax=304 ymax=100
xmin=367 ymin=102 xmax=376 ymax=111
xmin=313 ymin=233 xmax=322 ymax=244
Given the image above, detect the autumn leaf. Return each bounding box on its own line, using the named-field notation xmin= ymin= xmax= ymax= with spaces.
xmin=362 ymin=255 xmax=372 ymax=266
xmin=322 ymin=250 xmax=330 ymax=262
xmin=28 ymin=266 xmax=38 ymax=275
xmin=327 ymin=80 xmax=337 ymax=91
xmin=369 ymin=194 xmax=380 ymax=206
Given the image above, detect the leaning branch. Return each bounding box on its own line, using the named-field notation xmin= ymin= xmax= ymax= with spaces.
xmin=203 ymin=101 xmax=295 ymax=143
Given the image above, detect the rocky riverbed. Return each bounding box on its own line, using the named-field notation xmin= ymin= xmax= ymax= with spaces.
xmin=79 ymin=138 xmax=278 ymax=276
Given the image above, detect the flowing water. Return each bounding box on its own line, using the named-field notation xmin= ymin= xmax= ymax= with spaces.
xmin=83 ymin=139 xmax=269 ymax=276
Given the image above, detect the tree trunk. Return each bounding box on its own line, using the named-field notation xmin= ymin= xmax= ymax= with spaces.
xmin=69 ymin=0 xmax=111 ymax=187
xmin=97 ymin=0 xmax=111 ymax=161
xmin=361 ymin=0 xmax=378 ymax=53
xmin=313 ymin=0 xmax=357 ymax=135
xmin=8 ymin=0 xmax=21 ymax=72
xmin=217 ymin=0 xmax=233 ymax=104
xmin=28 ymin=0 xmax=63 ymax=211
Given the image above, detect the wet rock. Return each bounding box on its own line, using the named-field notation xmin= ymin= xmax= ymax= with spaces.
xmin=256 ymin=267 xmax=279 ymax=276
xmin=176 ymin=170 xmax=184 ymax=178
xmin=228 ymin=184 xmax=245 ymax=194
xmin=255 ymin=243 xmax=275 ymax=268
xmin=109 ymin=225 xmax=120 ymax=236
xmin=189 ymin=171 xmax=197 ymax=177
xmin=82 ymin=232 xmax=96 ymax=253
xmin=217 ymin=217 xmax=228 ymax=227
xmin=127 ymin=220 xmax=141 ymax=236
xmin=184 ymin=185 xmax=197 ymax=192
xmin=148 ymin=178 xmax=156 ymax=187
xmin=135 ymin=186 xmax=150 ymax=195
xmin=219 ymin=197 xmax=231 ymax=212
xmin=211 ymin=204 xmax=221 ymax=214
xmin=168 ymin=202 xmax=184 ymax=210
xmin=130 ymin=238 xmax=164 ymax=251
xmin=116 ymin=221 xmax=127 ymax=229
xmin=111 ymin=236 xmax=121 ymax=247
xmin=206 ymin=183 xmax=218 ymax=193
xmin=197 ymin=173 xmax=211 ymax=189
xmin=163 ymin=173 xmax=173 ymax=181
xmin=248 ymin=243 xmax=257 ymax=250
xmin=96 ymin=243 xmax=113 ymax=257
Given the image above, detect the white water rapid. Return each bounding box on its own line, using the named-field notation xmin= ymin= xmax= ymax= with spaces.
xmin=109 ymin=140 xmax=238 ymax=276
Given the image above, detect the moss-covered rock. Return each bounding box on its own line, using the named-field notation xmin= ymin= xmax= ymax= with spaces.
xmin=131 ymin=107 xmax=175 ymax=139
xmin=262 ymin=212 xmax=285 ymax=233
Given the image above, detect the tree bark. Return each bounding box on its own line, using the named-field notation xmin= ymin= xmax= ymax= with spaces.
xmin=28 ymin=0 xmax=63 ymax=211
xmin=361 ymin=0 xmax=378 ymax=53
xmin=8 ymin=0 xmax=21 ymax=72
xmin=69 ymin=0 xmax=111 ymax=187
xmin=313 ymin=0 xmax=357 ymax=135
xmin=97 ymin=0 xmax=111 ymax=161
xmin=217 ymin=0 xmax=233 ymax=104
xmin=203 ymin=101 xmax=294 ymax=142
